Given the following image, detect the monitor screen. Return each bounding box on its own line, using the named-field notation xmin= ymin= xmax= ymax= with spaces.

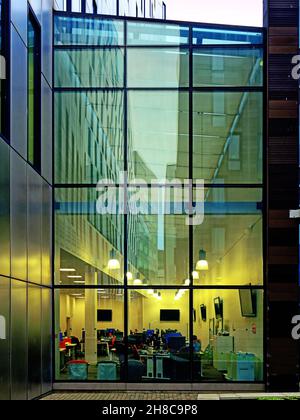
xmin=160 ymin=309 xmax=180 ymax=322
xmin=239 ymin=289 xmax=257 ymax=317
xmin=214 ymin=297 xmax=223 ymax=320
xmin=168 ymin=336 xmax=186 ymax=351
xmin=200 ymin=304 xmax=207 ymax=321
xmin=97 ymin=309 xmax=112 ymax=322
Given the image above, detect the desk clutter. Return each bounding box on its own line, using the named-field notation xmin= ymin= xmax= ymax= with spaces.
xmin=58 ymin=328 xmax=203 ymax=381
xmin=58 ymin=329 xmax=262 ymax=382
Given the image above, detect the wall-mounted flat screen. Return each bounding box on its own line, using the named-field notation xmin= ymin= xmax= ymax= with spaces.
xmin=97 ymin=309 xmax=112 ymax=322
xmin=160 ymin=309 xmax=180 ymax=322
xmin=200 ymin=304 xmax=207 ymax=321
xmin=239 ymin=289 xmax=257 ymax=317
xmin=214 ymin=297 xmax=223 ymax=320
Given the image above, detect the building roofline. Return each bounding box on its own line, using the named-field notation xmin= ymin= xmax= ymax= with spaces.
xmin=53 ymin=10 xmax=265 ymax=33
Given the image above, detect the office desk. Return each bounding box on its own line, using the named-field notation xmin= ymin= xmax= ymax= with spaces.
xmin=97 ymin=341 xmax=109 ymax=357
xmin=59 ymin=348 xmax=66 ymax=371
xmin=139 ymin=350 xmax=171 ymax=380
xmin=155 ymin=353 xmax=171 ymax=380
xmin=65 ymin=343 xmax=77 ymax=360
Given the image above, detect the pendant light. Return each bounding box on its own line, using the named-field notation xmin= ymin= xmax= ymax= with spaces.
xmin=196 ymin=249 xmax=208 ymax=271
xmin=108 ymin=249 xmax=120 ymax=270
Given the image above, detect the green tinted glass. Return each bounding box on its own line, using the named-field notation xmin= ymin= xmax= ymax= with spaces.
xmin=55 ymin=188 xmax=124 ymax=286
xmin=193 ymin=48 xmax=263 ymax=87
xmin=193 ymin=289 xmax=264 ymax=382
xmin=55 ymin=91 xmax=124 ymax=184
xmin=193 ymin=92 xmax=263 ymax=184
xmin=193 ymin=188 xmax=263 ymax=286
xmin=127 ymin=48 xmax=189 ymax=88
xmin=127 ymin=213 xmax=189 ymax=286
xmin=54 ymin=16 xmax=124 ymax=46
xmin=127 ymin=91 xmax=189 ymax=182
xmin=55 ymin=48 xmax=124 ymax=88
xmin=127 ymin=22 xmax=189 ymax=45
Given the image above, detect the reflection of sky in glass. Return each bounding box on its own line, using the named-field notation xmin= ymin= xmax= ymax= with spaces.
xmin=164 ymin=0 xmax=263 ymax=27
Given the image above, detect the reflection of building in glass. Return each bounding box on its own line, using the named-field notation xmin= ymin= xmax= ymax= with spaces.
xmin=53 ymin=12 xmax=266 ymax=385
xmin=54 ymin=0 xmax=167 ymax=19
xmin=1 ymin=0 xmax=299 ymax=400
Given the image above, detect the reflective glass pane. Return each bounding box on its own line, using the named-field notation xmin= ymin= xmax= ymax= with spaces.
xmin=193 ymin=188 xmax=263 ymax=286
xmin=54 ymin=16 xmax=124 ymax=45
xmin=193 ymin=92 xmax=263 ymax=184
xmin=127 ymin=211 xmax=189 ymax=286
xmin=128 ymin=91 xmax=189 ymax=182
xmin=55 ymin=288 xmax=124 ymax=381
xmin=0 ymin=139 xmax=10 ymax=277
xmin=193 ymin=48 xmax=263 ymax=87
xmin=127 ymin=22 xmax=189 ymax=45
xmin=0 ymin=0 xmax=3 ymax=134
xmin=0 ymin=277 xmax=10 ymax=400
xmin=128 ymin=289 xmax=191 ymax=382
xmin=193 ymin=27 xmax=263 ymax=45
xmin=55 ymin=188 xmax=124 ymax=286
xmin=11 ymin=280 xmax=27 ymax=400
xmin=55 ymin=48 xmax=124 ymax=88
xmin=55 ymin=91 xmax=124 ymax=184
xmin=127 ymin=48 xmax=189 ymax=88
xmin=28 ymin=17 xmax=35 ymax=165
xmin=193 ymin=289 xmax=263 ymax=382
xmin=28 ymin=285 xmax=42 ymax=399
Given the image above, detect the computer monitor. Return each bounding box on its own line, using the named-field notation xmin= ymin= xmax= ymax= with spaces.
xmin=168 ymin=336 xmax=186 ymax=352
xmin=115 ymin=331 xmax=124 ymax=339
xmin=106 ymin=328 xmax=115 ymax=335
xmin=128 ymin=334 xmax=144 ymax=346
xmin=146 ymin=329 xmax=155 ymax=337
xmin=165 ymin=332 xmax=182 ymax=344
xmin=97 ymin=329 xmax=106 ymax=340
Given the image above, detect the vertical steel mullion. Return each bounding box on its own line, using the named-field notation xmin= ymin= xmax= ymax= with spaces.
xmin=188 ymin=23 xmax=194 ymax=383
xmin=123 ymin=20 xmax=129 ymax=383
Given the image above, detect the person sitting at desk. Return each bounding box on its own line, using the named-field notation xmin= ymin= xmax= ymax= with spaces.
xmin=193 ymin=335 xmax=201 ymax=352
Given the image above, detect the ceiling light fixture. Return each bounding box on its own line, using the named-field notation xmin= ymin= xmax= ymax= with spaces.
xmin=107 ymin=249 xmax=120 ymax=270
xmin=196 ymin=249 xmax=208 ymax=271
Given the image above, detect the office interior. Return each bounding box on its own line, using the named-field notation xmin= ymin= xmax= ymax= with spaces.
xmin=56 ymin=286 xmax=263 ymax=382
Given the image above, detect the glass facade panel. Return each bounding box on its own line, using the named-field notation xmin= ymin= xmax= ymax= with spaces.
xmin=55 ymin=188 xmax=124 ymax=286
xmin=28 ymin=12 xmax=41 ymax=170
xmin=128 ymin=289 xmax=191 ymax=382
xmin=0 ymin=277 xmax=10 ymax=400
xmin=193 ymin=48 xmax=263 ymax=87
xmin=128 ymin=213 xmax=189 ymax=286
xmin=192 ymin=27 xmax=263 ymax=46
xmin=128 ymin=91 xmax=189 ymax=182
xmin=54 ymin=16 xmax=265 ymax=384
xmin=127 ymin=48 xmax=189 ymax=88
xmin=0 ymin=0 xmax=3 ymax=134
xmin=54 ymin=16 xmax=124 ymax=46
xmin=11 ymin=280 xmax=27 ymax=400
xmin=55 ymin=91 xmax=124 ymax=184
xmin=28 ymin=17 xmax=35 ymax=165
xmin=193 ymin=289 xmax=264 ymax=382
xmin=193 ymin=188 xmax=263 ymax=286
xmin=55 ymin=288 xmax=124 ymax=381
xmin=127 ymin=22 xmax=189 ymax=45
xmin=193 ymin=92 xmax=263 ymax=184
xmin=0 ymin=139 xmax=10 ymax=277
xmin=55 ymin=48 xmax=124 ymax=88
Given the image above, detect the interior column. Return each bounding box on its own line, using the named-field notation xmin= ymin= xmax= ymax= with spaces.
xmin=85 ymin=268 xmax=98 ymax=365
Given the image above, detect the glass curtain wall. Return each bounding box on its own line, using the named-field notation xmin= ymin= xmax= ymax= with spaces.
xmin=54 ymin=14 xmax=264 ymax=383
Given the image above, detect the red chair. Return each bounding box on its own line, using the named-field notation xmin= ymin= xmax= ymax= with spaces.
xmin=109 ymin=335 xmax=117 ymax=350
